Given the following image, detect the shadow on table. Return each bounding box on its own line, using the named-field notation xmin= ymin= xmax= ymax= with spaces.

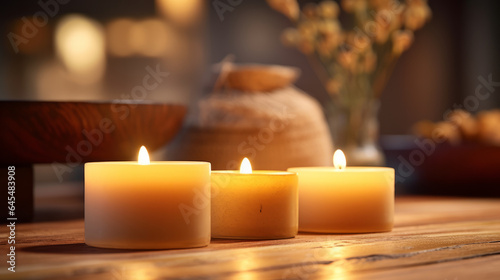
xmin=21 ymin=243 xmax=159 ymax=254
xmin=23 ymin=240 xmax=280 ymax=255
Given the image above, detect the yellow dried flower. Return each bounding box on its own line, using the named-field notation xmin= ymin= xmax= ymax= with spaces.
xmin=266 ymin=0 xmax=300 ymax=21
xmin=317 ymin=40 xmax=333 ymax=57
xmin=341 ymin=0 xmax=367 ymax=13
xmin=338 ymin=49 xmax=358 ymax=72
xmin=280 ymin=28 xmax=300 ymax=47
xmin=298 ymin=21 xmax=318 ymax=40
xmin=380 ymin=9 xmax=403 ymax=30
xmin=404 ymin=3 xmax=431 ymax=30
xmin=318 ymin=1 xmax=340 ymax=19
xmin=392 ymin=29 xmax=414 ymax=55
xmin=372 ymin=9 xmax=402 ymax=44
xmin=368 ymin=0 xmax=392 ymax=11
xmin=373 ymin=26 xmax=389 ymax=44
xmin=326 ymin=78 xmax=342 ymax=95
xmin=324 ymin=34 xmax=342 ymax=50
xmin=302 ymin=3 xmax=319 ymax=19
xmin=317 ymin=20 xmax=341 ymax=35
xmin=346 ymin=31 xmax=371 ymax=53
xmin=317 ymin=20 xmax=342 ymax=51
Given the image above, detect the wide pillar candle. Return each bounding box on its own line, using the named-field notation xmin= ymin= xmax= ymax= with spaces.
xmin=288 ymin=166 xmax=394 ymax=233
xmin=85 ymin=159 xmax=211 ymax=249
xmin=211 ymin=159 xmax=298 ymax=239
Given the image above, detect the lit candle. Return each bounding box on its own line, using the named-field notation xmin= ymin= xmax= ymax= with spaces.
xmin=288 ymin=150 xmax=394 ymax=233
xmin=85 ymin=146 xmax=211 ymax=249
xmin=211 ymin=158 xmax=298 ymax=239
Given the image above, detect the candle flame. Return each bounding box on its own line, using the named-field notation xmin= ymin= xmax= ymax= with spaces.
xmin=240 ymin=157 xmax=252 ymax=174
xmin=138 ymin=146 xmax=150 ymax=165
xmin=333 ymin=149 xmax=346 ymax=170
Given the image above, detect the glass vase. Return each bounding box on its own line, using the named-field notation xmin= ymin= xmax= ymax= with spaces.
xmin=326 ymin=98 xmax=385 ymax=166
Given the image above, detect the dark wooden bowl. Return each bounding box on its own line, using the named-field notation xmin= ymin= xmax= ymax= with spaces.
xmin=0 ymin=101 xmax=187 ymax=164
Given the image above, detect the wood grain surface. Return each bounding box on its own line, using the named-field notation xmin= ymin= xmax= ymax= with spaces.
xmin=1 ymin=196 xmax=500 ymax=279
xmin=0 ymin=101 xmax=186 ymax=164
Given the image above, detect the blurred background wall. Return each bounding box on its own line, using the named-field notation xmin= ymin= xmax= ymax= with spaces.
xmin=0 ymin=0 xmax=207 ymax=105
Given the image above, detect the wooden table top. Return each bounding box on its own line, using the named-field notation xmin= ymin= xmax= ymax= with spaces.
xmin=2 ymin=196 xmax=500 ymax=279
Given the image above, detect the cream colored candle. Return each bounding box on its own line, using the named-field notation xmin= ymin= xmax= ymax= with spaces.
xmin=211 ymin=158 xmax=298 ymax=239
xmin=85 ymin=146 xmax=211 ymax=249
xmin=288 ymin=150 xmax=394 ymax=233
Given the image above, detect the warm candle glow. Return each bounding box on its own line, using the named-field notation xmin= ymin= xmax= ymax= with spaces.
xmin=138 ymin=146 xmax=150 ymax=165
xmin=240 ymin=158 xmax=252 ymax=174
xmin=333 ymin=149 xmax=346 ymax=170
xmin=55 ymin=14 xmax=105 ymax=84
xmin=156 ymin=0 xmax=203 ymax=26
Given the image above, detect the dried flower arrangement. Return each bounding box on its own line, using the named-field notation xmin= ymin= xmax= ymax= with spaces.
xmin=414 ymin=109 xmax=500 ymax=147
xmin=266 ymin=0 xmax=432 ymax=165
xmin=267 ymin=0 xmax=431 ymax=97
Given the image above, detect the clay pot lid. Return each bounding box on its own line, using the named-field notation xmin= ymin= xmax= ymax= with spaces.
xmin=214 ymin=58 xmax=300 ymax=92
